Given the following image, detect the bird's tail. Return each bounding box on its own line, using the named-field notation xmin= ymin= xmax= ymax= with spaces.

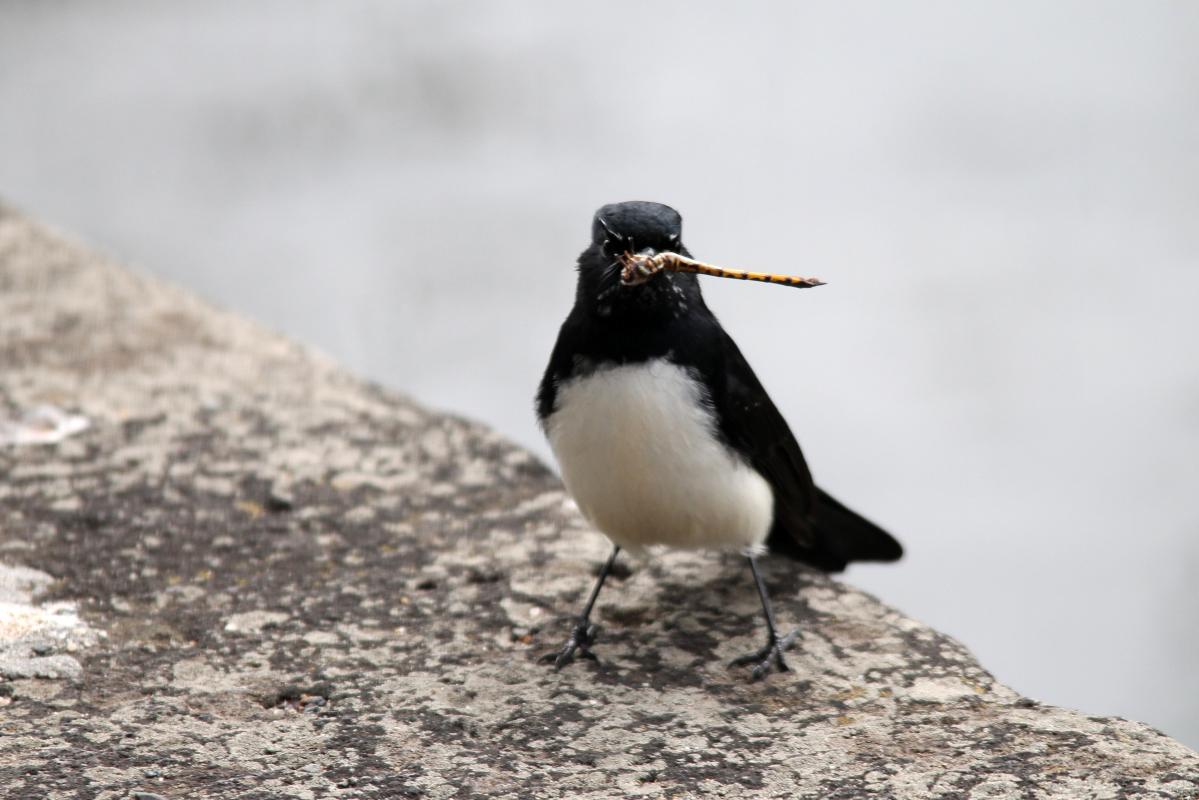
xmin=773 ymin=487 xmax=903 ymax=572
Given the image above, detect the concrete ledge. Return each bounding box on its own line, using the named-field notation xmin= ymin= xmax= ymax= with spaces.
xmin=1 ymin=206 xmax=1196 ymax=798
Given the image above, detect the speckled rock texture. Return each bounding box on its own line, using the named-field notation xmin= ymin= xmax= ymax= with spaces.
xmin=1 ymin=208 xmax=1196 ymax=800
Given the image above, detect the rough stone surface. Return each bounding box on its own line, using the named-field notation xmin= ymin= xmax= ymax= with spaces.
xmin=0 ymin=206 xmax=1196 ymax=799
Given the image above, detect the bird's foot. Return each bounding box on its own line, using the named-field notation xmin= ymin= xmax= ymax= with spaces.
xmin=541 ymin=619 xmax=600 ymax=670
xmin=730 ymin=628 xmax=800 ymax=681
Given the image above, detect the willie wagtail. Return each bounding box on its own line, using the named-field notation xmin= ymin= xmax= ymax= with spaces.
xmin=536 ymin=201 xmax=903 ymax=679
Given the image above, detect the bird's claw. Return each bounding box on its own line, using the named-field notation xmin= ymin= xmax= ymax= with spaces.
xmin=730 ymin=628 xmax=800 ymax=681
xmin=542 ymin=620 xmax=600 ymax=670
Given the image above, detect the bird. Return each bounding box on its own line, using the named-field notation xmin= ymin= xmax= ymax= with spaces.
xmin=535 ymin=201 xmax=903 ymax=679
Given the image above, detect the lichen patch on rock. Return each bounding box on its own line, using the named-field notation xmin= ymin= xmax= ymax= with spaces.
xmin=0 ymin=562 xmax=101 ymax=683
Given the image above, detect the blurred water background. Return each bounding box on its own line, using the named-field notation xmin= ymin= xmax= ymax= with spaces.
xmin=2 ymin=1 xmax=1196 ymax=747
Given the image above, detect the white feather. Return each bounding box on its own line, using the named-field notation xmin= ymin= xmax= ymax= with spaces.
xmin=546 ymin=359 xmax=774 ymax=554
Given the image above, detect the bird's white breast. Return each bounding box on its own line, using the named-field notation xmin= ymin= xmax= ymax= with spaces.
xmin=545 ymin=359 xmax=774 ymax=553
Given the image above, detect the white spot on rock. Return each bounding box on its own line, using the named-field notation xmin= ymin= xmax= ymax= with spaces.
xmin=906 ymin=677 xmax=977 ymax=704
xmin=0 ymin=405 xmax=90 ymax=446
xmin=304 ymin=630 xmax=340 ymax=646
xmin=224 ymin=610 xmax=290 ymax=634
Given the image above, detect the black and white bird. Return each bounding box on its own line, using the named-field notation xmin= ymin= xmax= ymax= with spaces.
xmin=536 ymin=201 xmax=903 ymax=679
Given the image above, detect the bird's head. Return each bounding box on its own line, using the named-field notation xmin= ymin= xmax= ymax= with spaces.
xmin=575 ymin=201 xmax=702 ymax=320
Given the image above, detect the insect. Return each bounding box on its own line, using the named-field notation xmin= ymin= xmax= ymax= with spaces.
xmin=620 ymin=251 xmax=825 ymax=289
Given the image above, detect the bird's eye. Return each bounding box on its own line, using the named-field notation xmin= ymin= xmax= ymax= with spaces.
xmin=596 ymin=219 xmax=629 ymax=257
xmin=668 ymin=233 xmax=680 ymax=248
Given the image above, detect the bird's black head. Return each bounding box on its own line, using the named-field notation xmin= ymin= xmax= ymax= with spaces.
xmin=576 ymin=201 xmax=701 ymax=320
xmin=590 ymin=201 xmax=682 ymax=252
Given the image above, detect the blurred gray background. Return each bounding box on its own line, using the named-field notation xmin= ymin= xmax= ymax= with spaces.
xmin=2 ymin=1 xmax=1196 ymax=747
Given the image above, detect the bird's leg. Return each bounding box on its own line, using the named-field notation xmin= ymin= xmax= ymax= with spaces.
xmin=730 ymin=553 xmax=800 ymax=680
xmin=544 ymin=546 xmax=621 ymax=670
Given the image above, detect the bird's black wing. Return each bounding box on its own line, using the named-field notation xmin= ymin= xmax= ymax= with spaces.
xmin=704 ymin=328 xmax=819 ymax=548
xmin=703 ymin=325 xmax=902 ymax=571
